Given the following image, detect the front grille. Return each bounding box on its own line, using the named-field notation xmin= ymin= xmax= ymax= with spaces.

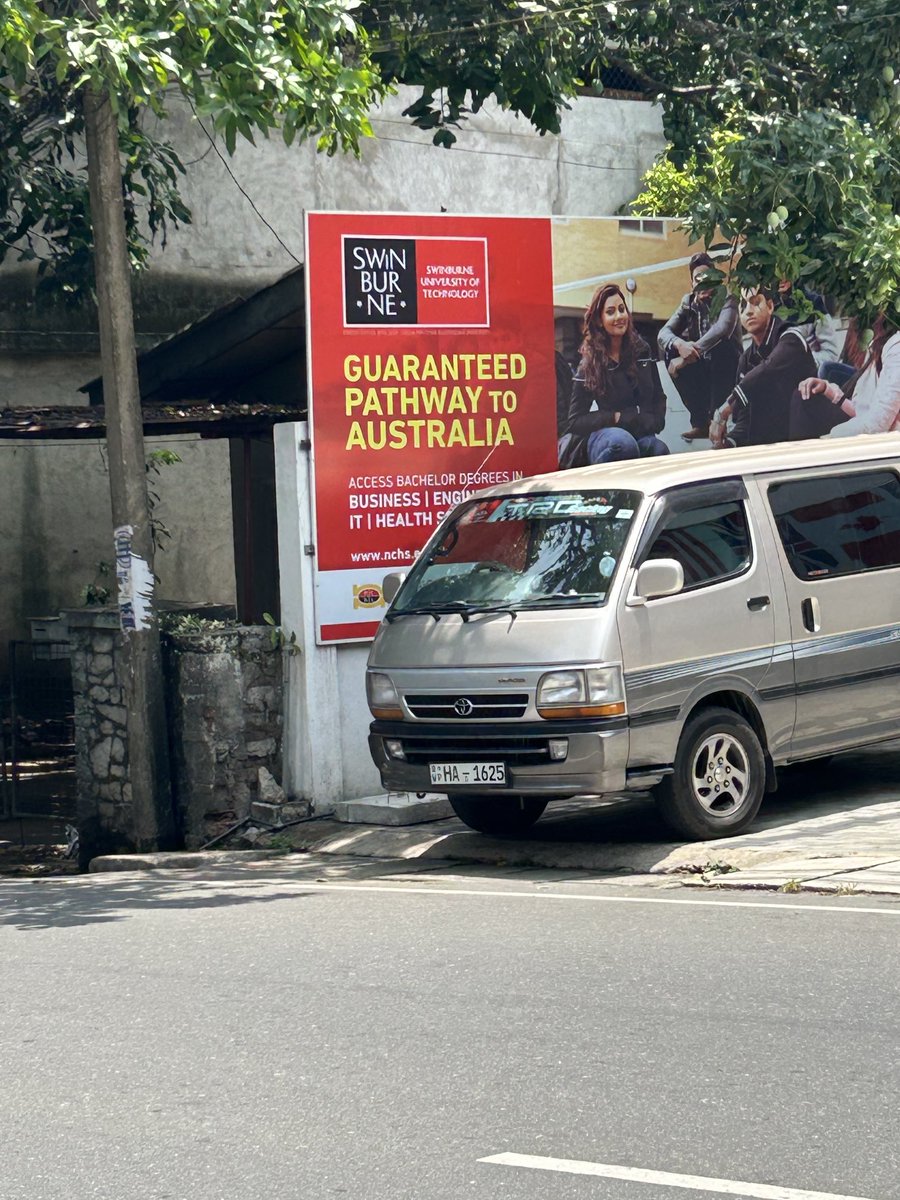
xmin=405 ymin=692 xmax=529 ymax=719
xmin=399 ymin=732 xmax=551 ymax=767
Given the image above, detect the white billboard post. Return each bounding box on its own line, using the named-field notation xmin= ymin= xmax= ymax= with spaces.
xmin=274 ymin=421 xmax=381 ymax=813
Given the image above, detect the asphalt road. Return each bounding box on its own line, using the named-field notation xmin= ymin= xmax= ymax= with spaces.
xmin=2 ymin=864 xmax=899 ymax=1200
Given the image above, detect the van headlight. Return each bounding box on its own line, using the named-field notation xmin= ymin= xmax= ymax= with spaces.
xmin=536 ymin=666 xmax=626 ymax=719
xmin=366 ymin=672 xmax=404 ymax=720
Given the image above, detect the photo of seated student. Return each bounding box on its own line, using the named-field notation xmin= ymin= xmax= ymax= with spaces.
xmin=789 ymin=316 xmax=900 ymax=440
xmin=558 ymin=283 xmax=669 ymax=467
xmin=658 ymin=252 xmax=742 ymax=442
xmin=709 ymin=286 xmax=816 ymax=449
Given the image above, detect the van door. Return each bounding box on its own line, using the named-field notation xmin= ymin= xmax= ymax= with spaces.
xmin=618 ymin=480 xmax=783 ymax=771
xmin=763 ymin=465 xmax=900 ymax=758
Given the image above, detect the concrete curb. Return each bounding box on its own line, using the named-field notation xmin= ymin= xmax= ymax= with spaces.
xmin=86 ymin=819 xmax=900 ymax=897
xmin=89 ymin=849 xmax=291 ymax=872
xmin=683 ymin=856 xmax=900 ymax=897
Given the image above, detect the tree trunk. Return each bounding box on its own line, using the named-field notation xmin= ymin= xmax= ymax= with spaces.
xmin=83 ymin=84 xmax=177 ymax=856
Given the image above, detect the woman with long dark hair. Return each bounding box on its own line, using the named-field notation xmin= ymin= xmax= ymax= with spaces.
xmin=559 ymin=283 xmax=669 ymax=466
xmin=790 ymin=314 xmax=900 ymax=439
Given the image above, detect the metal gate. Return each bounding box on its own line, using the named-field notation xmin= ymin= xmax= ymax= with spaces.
xmin=1 ymin=641 xmax=76 ymax=822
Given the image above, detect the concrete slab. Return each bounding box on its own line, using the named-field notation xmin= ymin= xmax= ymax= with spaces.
xmin=688 ymin=855 xmax=899 ymax=887
xmin=332 ymin=792 xmax=453 ymax=825
xmin=811 ymin=881 xmax=900 ymax=896
xmin=684 ymin=856 xmax=900 ymax=895
xmin=810 ymin=861 xmax=900 ymax=896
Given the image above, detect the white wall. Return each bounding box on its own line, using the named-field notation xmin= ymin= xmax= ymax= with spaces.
xmin=145 ymin=88 xmax=664 ymax=283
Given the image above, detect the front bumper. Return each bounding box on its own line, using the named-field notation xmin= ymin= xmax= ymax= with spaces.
xmin=368 ymin=717 xmax=629 ymax=797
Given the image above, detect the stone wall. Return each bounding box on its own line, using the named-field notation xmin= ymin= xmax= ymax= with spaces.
xmin=165 ymin=626 xmax=284 ymax=847
xmin=69 ymin=609 xmax=284 ymax=854
xmin=69 ymin=610 xmax=132 ymax=853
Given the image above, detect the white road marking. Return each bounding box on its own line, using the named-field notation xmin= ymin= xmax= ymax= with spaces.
xmin=22 ymin=875 xmax=900 ymax=916
xmin=479 ymin=1152 xmax=878 ymax=1200
xmin=231 ymin=879 xmax=900 ymax=916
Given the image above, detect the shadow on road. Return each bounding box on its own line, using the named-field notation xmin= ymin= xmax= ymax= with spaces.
xmin=0 ymin=873 xmax=325 ymax=932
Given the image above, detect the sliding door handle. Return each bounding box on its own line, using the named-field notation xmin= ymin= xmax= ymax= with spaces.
xmin=747 ymin=595 xmax=770 ymax=612
xmin=801 ymin=596 xmax=821 ymax=633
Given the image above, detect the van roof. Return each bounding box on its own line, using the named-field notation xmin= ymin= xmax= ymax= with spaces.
xmin=483 ymin=433 xmax=900 ymax=499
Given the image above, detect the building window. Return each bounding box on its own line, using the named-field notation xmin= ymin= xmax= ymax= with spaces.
xmin=619 ymin=218 xmax=666 ymax=238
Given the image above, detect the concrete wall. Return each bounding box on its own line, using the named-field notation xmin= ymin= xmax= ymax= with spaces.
xmin=0 ymin=432 xmax=236 ymax=673
xmin=275 ymin=422 xmax=382 ymax=810
xmin=145 ymin=88 xmax=664 ymax=284
xmin=165 ymin=626 xmax=283 ymax=848
xmin=336 ymin=645 xmax=382 ymax=800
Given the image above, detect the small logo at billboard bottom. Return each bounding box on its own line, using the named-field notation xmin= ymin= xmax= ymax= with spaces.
xmin=353 ymin=583 xmax=385 ymax=610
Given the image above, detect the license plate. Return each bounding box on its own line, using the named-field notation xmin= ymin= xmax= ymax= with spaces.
xmin=429 ymin=762 xmax=507 ymax=786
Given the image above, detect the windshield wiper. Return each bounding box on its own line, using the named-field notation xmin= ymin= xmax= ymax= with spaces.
xmin=385 ymin=601 xmax=472 ymax=624
xmin=518 ymin=593 xmax=603 ymax=608
xmin=386 ymin=601 xmax=520 ymax=625
xmin=462 ymin=603 xmax=518 ymax=625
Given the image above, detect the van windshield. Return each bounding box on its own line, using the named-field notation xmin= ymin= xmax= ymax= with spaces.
xmin=391 ymin=490 xmax=642 ymax=616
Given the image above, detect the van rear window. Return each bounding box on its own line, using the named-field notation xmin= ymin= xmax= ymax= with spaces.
xmin=768 ymin=471 xmax=900 ymax=579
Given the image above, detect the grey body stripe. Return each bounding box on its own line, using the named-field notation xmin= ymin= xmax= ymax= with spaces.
xmin=625 ymin=623 xmax=900 ymax=712
xmin=791 ymin=624 xmax=900 ymax=660
xmin=625 ymin=645 xmax=786 ymax=692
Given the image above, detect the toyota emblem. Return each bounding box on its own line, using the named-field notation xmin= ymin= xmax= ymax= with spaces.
xmin=453 ymin=697 xmax=475 ymax=717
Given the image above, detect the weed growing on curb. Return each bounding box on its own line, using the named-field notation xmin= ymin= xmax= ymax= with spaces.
xmin=263 ymin=834 xmax=295 ymax=852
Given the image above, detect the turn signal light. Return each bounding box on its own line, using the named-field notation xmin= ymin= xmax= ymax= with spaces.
xmin=537 ymin=701 xmax=626 ymax=719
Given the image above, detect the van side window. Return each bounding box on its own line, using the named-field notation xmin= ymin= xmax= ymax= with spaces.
xmin=646 ymin=500 xmax=751 ymax=590
xmin=768 ymin=471 xmax=900 ymax=580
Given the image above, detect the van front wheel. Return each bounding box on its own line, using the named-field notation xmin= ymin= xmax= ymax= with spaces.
xmin=449 ymin=795 xmax=548 ymax=836
xmin=655 ymin=707 xmax=765 ymax=840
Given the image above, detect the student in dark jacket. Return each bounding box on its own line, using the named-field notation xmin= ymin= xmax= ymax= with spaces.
xmin=710 ymin=286 xmax=816 ymax=448
xmin=560 ymin=283 xmax=669 ymax=466
xmin=658 ymin=252 xmax=742 ymax=441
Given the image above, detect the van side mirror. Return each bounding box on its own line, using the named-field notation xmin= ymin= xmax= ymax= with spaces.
xmin=630 ymin=558 xmax=684 ymax=604
xmin=382 ymin=572 xmax=407 ymax=604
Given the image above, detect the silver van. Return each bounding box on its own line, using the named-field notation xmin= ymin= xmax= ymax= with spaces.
xmin=366 ymin=434 xmax=900 ymax=840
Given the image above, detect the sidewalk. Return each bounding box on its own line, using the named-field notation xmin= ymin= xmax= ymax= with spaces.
xmin=88 ymin=742 xmax=900 ymax=898
xmin=275 ymin=793 xmax=900 ymax=898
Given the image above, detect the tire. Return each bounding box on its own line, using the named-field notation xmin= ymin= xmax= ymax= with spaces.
xmin=449 ymin=795 xmax=548 ymax=836
xmin=654 ymin=706 xmax=765 ymax=840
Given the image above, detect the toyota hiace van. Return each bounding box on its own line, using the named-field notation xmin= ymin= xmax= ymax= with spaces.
xmin=366 ymin=434 xmax=900 ymax=839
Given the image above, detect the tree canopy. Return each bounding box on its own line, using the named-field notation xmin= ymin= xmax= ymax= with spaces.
xmin=372 ymin=0 xmax=900 ymax=325
xmin=620 ymin=0 xmax=900 ymax=328
xmin=2 ymin=0 xmax=900 ymax=322
xmin=0 ymin=0 xmax=383 ymax=294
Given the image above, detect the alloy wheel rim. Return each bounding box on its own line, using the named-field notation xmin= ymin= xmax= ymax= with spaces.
xmin=690 ymin=732 xmax=750 ymax=816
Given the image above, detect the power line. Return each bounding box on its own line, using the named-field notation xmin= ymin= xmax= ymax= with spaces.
xmin=187 ymin=101 xmax=302 ymax=266
xmin=363 ymin=0 xmax=622 ymax=54
xmin=371 ymin=126 xmax=640 ymax=170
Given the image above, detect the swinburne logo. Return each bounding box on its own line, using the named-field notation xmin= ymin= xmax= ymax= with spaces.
xmin=353 ymin=583 xmax=385 ymax=610
xmin=342 ymin=235 xmax=489 ymax=329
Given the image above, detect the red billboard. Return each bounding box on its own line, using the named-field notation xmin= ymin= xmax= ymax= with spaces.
xmin=306 ymin=212 xmax=558 ymax=643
